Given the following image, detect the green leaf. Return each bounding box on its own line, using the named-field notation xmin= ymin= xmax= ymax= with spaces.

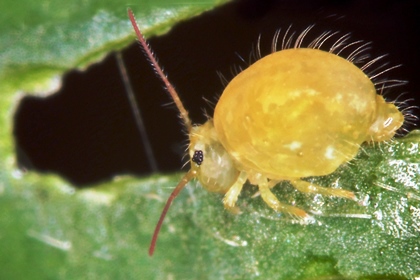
xmin=2 ymin=132 xmax=420 ymax=279
xmin=1 ymin=1 xmax=419 ymax=279
xmin=0 ymin=0 xmax=228 ymax=95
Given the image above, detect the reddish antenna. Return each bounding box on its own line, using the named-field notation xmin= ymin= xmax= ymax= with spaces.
xmin=127 ymin=8 xmax=192 ymax=132
xmin=148 ymin=170 xmax=196 ymax=255
xmin=127 ymin=8 xmax=196 ymax=256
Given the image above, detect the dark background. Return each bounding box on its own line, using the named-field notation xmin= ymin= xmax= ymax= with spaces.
xmin=14 ymin=0 xmax=420 ymax=186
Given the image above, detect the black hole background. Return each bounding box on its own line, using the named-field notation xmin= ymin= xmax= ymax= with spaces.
xmin=13 ymin=0 xmax=420 ymax=187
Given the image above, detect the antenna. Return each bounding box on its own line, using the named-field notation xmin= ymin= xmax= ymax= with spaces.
xmin=127 ymin=8 xmax=192 ymax=132
xmin=148 ymin=169 xmax=196 ymax=256
xmin=127 ymin=8 xmax=196 ymax=256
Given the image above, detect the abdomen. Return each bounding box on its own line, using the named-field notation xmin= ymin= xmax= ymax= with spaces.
xmin=214 ymin=48 xmax=377 ymax=178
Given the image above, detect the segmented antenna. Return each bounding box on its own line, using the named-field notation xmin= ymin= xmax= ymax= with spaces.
xmin=127 ymin=8 xmax=192 ymax=132
xmin=148 ymin=169 xmax=196 ymax=256
xmin=128 ymin=8 xmax=196 ymax=256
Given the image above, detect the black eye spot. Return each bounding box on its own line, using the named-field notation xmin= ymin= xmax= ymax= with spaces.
xmin=192 ymin=150 xmax=204 ymax=165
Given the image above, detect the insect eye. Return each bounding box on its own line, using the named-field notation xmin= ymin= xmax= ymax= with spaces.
xmin=192 ymin=150 xmax=204 ymax=165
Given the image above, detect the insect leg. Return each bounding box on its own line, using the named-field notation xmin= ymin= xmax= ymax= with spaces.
xmin=222 ymin=171 xmax=248 ymax=209
xmin=290 ymin=179 xmax=356 ymax=200
xmin=259 ymin=182 xmax=308 ymax=218
xmin=267 ymin=180 xmax=281 ymax=189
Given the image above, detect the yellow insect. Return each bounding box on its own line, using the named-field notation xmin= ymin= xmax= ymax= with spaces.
xmin=127 ymin=9 xmax=404 ymax=256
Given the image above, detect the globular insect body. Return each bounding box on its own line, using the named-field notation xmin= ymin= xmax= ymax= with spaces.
xmin=127 ymin=9 xmax=404 ymax=256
